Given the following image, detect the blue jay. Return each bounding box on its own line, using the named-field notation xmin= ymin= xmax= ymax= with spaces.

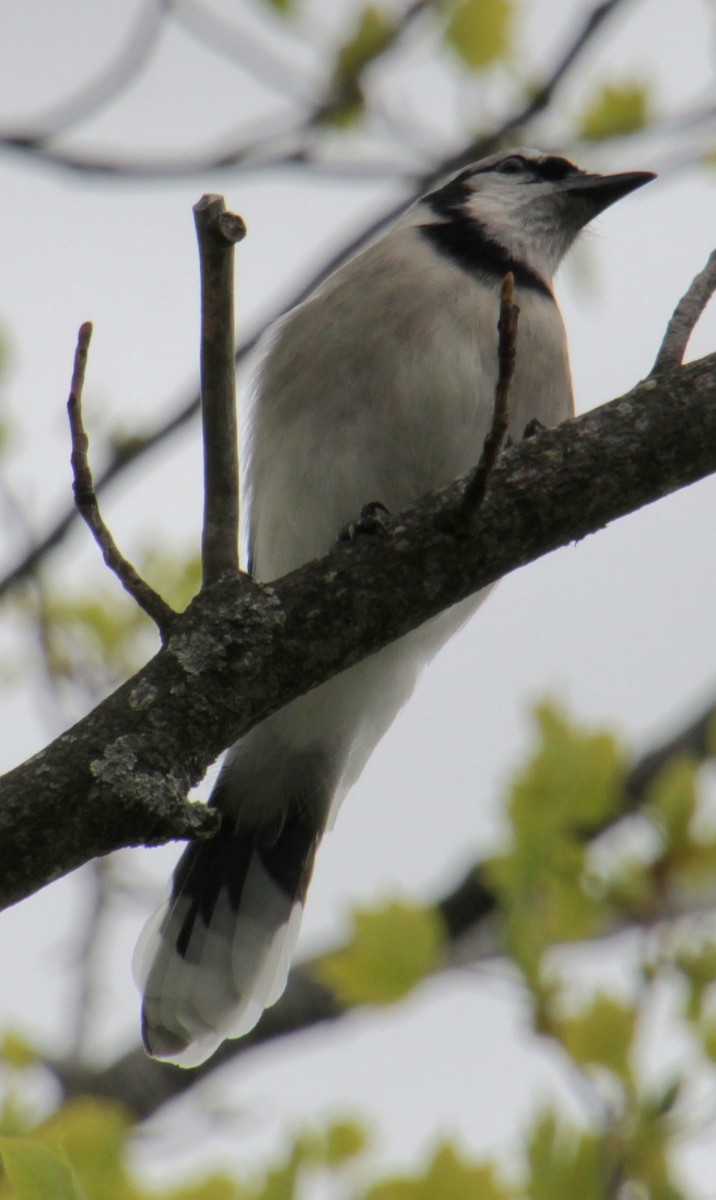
xmin=135 ymin=148 xmax=654 ymax=1065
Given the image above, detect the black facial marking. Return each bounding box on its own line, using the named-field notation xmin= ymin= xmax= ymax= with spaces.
xmin=535 ymin=155 xmax=581 ymax=182
xmin=420 ymin=218 xmax=554 ymax=298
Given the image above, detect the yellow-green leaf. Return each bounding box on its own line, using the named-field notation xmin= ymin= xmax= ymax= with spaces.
xmin=646 ymin=755 xmax=699 ymax=851
xmin=0 ymin=1034 xmax=37 ymax=1071
xmin=445 ymin=0 xmax=513 ymax=70
xmin=486 ymin=704 xmax=625 ymax=984
xmin=313 ymin=901 xmax=445 ymax=1006
xmin=0 ymin=1138 xmax=83 ymax=1200
xmin=527 ymin=1111 xmax=608 ymax=1200
xmin=675 ymin=938 xmax=716 ymax=1022
xmin=555 ymin=993 xmax=637 ymax=1084
xmin=30 ymin=1100 xmax=132 ymax=1200
xmin=323 ymin=1120 xmax=367 ymax=1166
xmin=365 ymin=1141 xmax=513 ymax=1199
xmin=579 ymin=81 xmax=650 ymax=142
xmin=166 ymin=1178 xmax=245 ymax=1200
xmin=324 ymin=6 xmax=396 ymax=124
xmin=335 ymin=6 xmax=395 ymax=83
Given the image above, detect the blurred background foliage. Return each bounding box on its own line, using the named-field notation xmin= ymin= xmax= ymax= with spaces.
xmin=1 ymin=0 xmax=715 ymax=1196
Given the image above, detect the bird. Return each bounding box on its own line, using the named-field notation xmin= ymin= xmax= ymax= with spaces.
xmin=135 ymin=148 xmax=655 ymax=1066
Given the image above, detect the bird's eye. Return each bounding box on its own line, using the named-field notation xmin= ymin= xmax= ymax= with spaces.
xmin=496 ymin=155 xmax=528 ymax=175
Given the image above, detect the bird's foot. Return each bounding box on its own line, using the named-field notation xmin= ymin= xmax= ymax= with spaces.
xmin=339 ymin=501 xmax=391 ymax=543
xmin=523 ymin=418 xmax=546 ymax=439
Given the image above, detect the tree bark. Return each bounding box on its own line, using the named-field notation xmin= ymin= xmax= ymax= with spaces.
xmin=1 ymin=354 xmax=715 ymax=911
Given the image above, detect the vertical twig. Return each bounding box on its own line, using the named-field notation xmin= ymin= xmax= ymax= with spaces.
xmin=462 ymin=273 xmax=520 ymax=512
xmin=193 ymin=194 xmax=246 ymax=587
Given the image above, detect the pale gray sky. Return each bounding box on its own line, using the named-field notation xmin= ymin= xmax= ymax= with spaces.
xmin=1 ymin=0 xmax=716 ymax=1191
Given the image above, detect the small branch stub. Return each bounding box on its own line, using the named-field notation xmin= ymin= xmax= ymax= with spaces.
xmin=462 ymin=272 xmax=519 ymax=512
xmin=652 ymin=248 xmax=716 ymax=374
xmin=66 ymin=323 xmax=177 ymax=637
xmin=194 ymin=193 xmax=245 ymax=588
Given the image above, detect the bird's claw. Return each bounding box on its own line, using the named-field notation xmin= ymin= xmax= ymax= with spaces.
xmin=339 ymin=501 xmax=391 ymax=543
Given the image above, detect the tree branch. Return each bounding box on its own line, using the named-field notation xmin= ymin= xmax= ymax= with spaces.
xmin=1 ymin=354 xmax=715 ymax=912
xmin=193 ymin=194 xmax=245 ymax=586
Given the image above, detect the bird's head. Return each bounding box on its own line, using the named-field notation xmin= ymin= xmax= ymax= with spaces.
xmin=419 ymin=148 xmax=655 ymax=284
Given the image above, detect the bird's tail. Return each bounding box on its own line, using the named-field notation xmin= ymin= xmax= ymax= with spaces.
xmin=134 ymin=808 xmax=320 ymax=1067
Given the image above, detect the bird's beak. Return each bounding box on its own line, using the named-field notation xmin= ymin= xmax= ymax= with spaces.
xmin=562 ymin=169 xmax=656 ymax=216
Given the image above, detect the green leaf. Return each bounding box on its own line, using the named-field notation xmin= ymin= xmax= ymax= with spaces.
xmin=325 ymin=6 xmax=396 ymax=124
xmin=334 ymin=6 xmax=395 ymax=85
xmin=313 ymin=901 xmax=445 ymax=1006
xmin=487 ymin=704 xmax=625 ymax=985
xmin=0 ymin=1034 xmax=37 ymax=1071
xmin=445 ymin=0 xmax=513 ymax=70
xmin=323 ymin=1120 xmax=368 ymax=1166
xmin=166 ymin=1179 xmax=246 ymax=1200
xmin=364 ymin=1141 xmax=513 ymax=1199
xmin=643 ymin=755 xmax=716 ymax=889
xmin=675 ymin=938 xmax=716 ymax=1022
xmin=31 ymin=1100 xmax=130 ymax=1200
xmin=0 ymin=1138 xmax=83 ymax=1200
xmin=555 ymin=993 xmax=637 ymax=1084
xmin=527 ymin=1111 xmax=607 ymax=1200
xmin=646 ymin=756 xmax=699 ymax=851
xmin=579 ymin=81 xmax=650 ymax=142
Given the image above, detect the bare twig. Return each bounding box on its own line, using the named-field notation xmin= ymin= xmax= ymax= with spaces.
xmin=193 ymin=194 xmax=245 ymax=586
xmin=462 ymin=273 xmax=519 ymax=511
xmin=67 ymin=323 xmax=177 ymax=637
xmin=651 ymin=249 xmax=716 ymax=374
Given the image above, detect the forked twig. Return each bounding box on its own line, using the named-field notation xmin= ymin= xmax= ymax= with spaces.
xmin=67 ymin=323 xmax=176 ymax=638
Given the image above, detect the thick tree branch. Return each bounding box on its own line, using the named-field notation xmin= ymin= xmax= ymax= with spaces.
xmin=1 ymin=354 xmax=716 ymax=912
xmin=193 ymin=194 xmax=245 ymax=585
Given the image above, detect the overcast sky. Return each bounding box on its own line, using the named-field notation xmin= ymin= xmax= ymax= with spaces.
xmin=1 ymin=0 xmax=716 ymax=1192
